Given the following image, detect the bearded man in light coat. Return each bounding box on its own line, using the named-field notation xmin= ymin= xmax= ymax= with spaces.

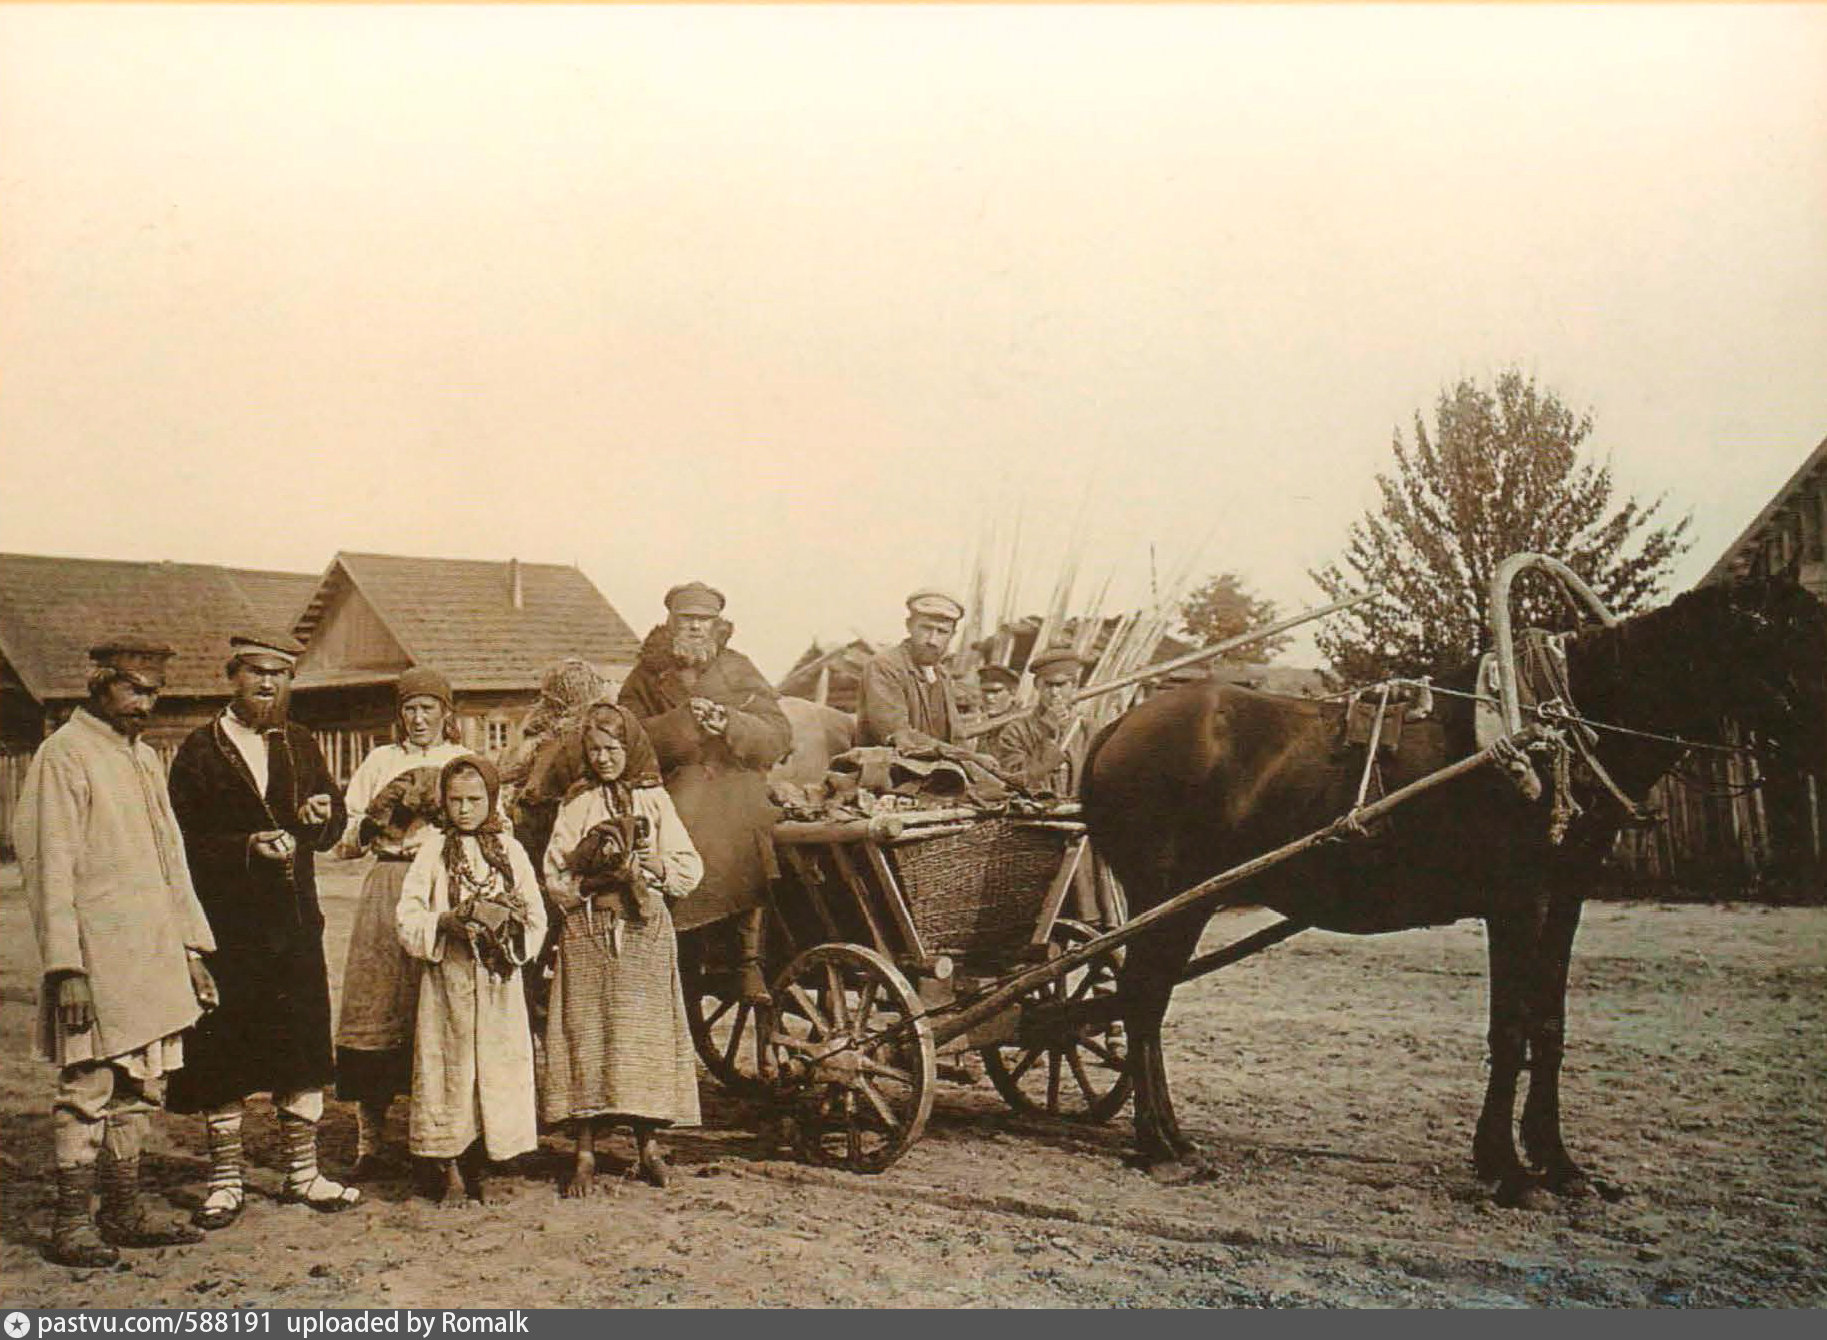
xmin=15 ymin=638 xmax=219 ymax=1267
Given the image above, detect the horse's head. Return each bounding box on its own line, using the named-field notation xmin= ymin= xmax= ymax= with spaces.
xmin=1680 ymin=574 xmax=1827 ymax=774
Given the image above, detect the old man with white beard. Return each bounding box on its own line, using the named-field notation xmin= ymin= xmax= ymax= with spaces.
xmin=617 ymin=583 xmax=791 ymax=1003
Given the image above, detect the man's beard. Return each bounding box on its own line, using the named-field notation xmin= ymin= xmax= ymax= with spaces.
xmin=231 ymin=694 xmax=286 ymax=729
xmin=670 ymin=633 xmax=717 ymax=668
xmin=99 ymin=706 xmax=150 ymax=739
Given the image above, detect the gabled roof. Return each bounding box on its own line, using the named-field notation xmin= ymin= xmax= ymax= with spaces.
xmin=1700 ymin=434 xmax=1827 ymax=587
xmin=292 ymin=552 xmax=640 ymax=692
xmin=0 ymin=553 xmax=317 ymax=702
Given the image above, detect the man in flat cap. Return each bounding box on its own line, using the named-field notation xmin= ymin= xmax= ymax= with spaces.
xmin=14 ymin=638 xmax=220 ymax=1266
xmin=618 ymin=583 xmax=791 ymax=998
xmin=992 ymin=646 xmax=1090 ymax=797
xmin=857 ymin=589 xmax=972 ymax=752
xmin=165 ymin=633 xmax=357 ymax=1226
xmin=972 ymin=663 xmax=1020 ymax=750
xmin=992 ymin=645 xmax=1118 ymax=936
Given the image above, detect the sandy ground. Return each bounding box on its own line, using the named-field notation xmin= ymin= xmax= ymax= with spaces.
xmin=3 ymin=857 xmax=1824 ymax=1309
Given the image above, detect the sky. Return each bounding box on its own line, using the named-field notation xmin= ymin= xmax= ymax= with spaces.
xmin=2 ymin=3 xmax=1824 ymax=679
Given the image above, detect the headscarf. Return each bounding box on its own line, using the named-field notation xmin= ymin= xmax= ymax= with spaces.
xmin=520 ymin=657 xmax=608 ymax=741
xmin=438 ymin=753 xmax=516 ymax=891
xmin=566 ymin=702 xmax=662 ymax=811
xmin=395 ymin=666 xmax=462 ymax=744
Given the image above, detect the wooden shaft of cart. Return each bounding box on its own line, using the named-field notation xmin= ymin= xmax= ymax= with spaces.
xmin=919 ymin=732 xmax=1528 ymax=1049
xmin=960 ymin=589 xmax=1383 ymax=740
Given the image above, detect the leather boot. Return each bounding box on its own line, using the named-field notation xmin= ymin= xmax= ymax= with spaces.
xmin=98 ymin=1152 xmax=204 ymax=1247
xmin=49 ymin=1163 xmax=120 ymax=1268
xmin=736 ymin=906 xmax=770 ymax=1005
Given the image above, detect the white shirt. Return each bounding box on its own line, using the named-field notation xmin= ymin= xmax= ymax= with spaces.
xmin=219 ymin=709 xmax=270 ymax=796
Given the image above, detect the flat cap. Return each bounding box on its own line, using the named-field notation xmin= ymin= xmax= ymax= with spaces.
xmin=905 ymin=589 xmax=965 ymax=623
xmin=976 ymin=664 xmax=1019 ymax=690
xmin=664 ymin=581 xmax=726 ymax=617
xmin=1028 ymin=645 xmax=1086 ymax=680
xmin=89 ymin=637 xmax=177 ymax=688
xmin=396 ymin=666 xmax=454 ymax=706
xmin=228 ymin=631 xmax=304 ymax=669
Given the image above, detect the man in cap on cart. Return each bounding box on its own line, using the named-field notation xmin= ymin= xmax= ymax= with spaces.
xmin=971 ymin=663 xmax=1020 ymax=749
xmin=15 ymin=637 xmax=220 ymax=1266
xmin=991 ymin=645 xmax=1089 ymax=798
xmin=857 ymin=589 xmax=976 ymax=751
xmin=617 ymin=581 xmax=792 ymax=1002
xmin=991 ymin=645 xmax=1121 ymax=942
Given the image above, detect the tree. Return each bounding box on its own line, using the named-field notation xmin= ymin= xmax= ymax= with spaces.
xmin=1179 ymin=571 xmax=1289 ymax=664
xmin=1310 ymin=369 xmax=1692 ymax=686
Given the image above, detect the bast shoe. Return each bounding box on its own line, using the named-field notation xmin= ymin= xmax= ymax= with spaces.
xmin=191 ymin=1186 xmax=245 ymax=1231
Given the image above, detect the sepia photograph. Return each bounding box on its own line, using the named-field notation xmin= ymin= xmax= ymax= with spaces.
xmin=1 ymin=0 xmax=1824 ymax=1311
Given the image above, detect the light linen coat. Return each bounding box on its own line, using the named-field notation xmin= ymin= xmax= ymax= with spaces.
xmin=14 ymin=708 xmax=216 ymax=1066
xmin=395 ymin=832 xmax=547 ymax=1160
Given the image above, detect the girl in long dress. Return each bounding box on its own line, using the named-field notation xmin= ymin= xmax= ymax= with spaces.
xmin=542 ymin=703 xmax=703 ymax=1192
xmin=395 ymin=754 xmax=547 ymax=1204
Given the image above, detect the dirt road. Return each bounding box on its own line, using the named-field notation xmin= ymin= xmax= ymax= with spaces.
xmin=3 ymin=860 xmax=1823 ymax=1307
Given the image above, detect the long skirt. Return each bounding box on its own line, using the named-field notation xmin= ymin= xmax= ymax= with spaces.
xmin=334 ymin=859 xmax=421 ymax=1103
xmin=409 ymin=938 xmax=538 ymax=1161
xmin=540 ymin=900 xmax=700 ymax=1128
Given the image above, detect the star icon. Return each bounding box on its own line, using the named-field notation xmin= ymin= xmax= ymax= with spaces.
xmin=5 ymin=1312 xmax=32 ymax=1339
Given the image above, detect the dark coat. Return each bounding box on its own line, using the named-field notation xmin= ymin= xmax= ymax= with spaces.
xmin=617 ymin=625 xmax=791 ymax=931
xmin=991 ymin=710 xmax=1087 ymax=798
xmin=856 ymin=642 xmax=963 ymax=749
xmin=164 ymin=715 xmax=345 ymax=1111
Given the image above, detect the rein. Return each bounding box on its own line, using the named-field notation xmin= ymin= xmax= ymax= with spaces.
xmin=1340 ymin=679 xmax=1776 ymax=828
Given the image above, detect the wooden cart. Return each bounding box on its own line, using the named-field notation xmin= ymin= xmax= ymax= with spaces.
xmin=675 ymin=723 xmax=1545 ymax=1174
xmin=681 ymin=802 xmax=1132 ymax=1170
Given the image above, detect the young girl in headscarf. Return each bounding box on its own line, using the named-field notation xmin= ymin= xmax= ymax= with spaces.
xmin=542 ymin=703 xmax=702 ymax=1191
xmin=396 ymin=755 xmax=547 ymax=1204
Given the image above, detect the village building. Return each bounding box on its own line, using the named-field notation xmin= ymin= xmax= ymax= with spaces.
xmin=1699 ymin=434 xmax=1827 ymax=601
xmin=1615 ymin=434 xmax=1827 ymax=893
xmin=0 ymin=553 xmax=318 ymax=756
xmin=0 ymin=553 xmax=320 ymax=850
xmin=287 ymin=552 xmax=640 ymax=783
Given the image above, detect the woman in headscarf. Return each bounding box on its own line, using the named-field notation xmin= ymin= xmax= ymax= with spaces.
xmin=395 ymin=754 xmax=546 ymax=1205
xmin=334 ymin=667 xmax=469 ymax=1178
xmin=542 ymin=703 xmax=703 ymax=1192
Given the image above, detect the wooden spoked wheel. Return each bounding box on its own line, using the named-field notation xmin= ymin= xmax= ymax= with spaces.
xmin=981 ymin=919 xmax=1132 ymax=1124
xmin=682 ymin=965 xmax=773 ymax=1100
xmin=765 ymin=944 xmax=936 ymax=1174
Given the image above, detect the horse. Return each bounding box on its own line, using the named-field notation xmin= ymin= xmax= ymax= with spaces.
xmin=1080 ymin=572 xmax=1826 ymax=1206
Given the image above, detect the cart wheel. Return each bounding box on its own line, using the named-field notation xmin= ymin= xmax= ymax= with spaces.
xmin=981 ymin=919 xmax=1132 ymax=1124
xmin=682 ymin=966 xmax=773 ymax=1100
xmin=766 ymin=944 xmax=935 ymax=1174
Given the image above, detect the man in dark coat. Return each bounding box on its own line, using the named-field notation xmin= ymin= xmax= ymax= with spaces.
xmin=857 ymin=589 xmax=971 ymax=750
xmin=617 ymin=583 xmax=791 ymax=1001
xmin=990 ymin=645 xmax=1088 ymax=798
xmin=166 ymin=633 xmax=358 ymax=1228
xmin=990 ymin=646 xmax=1114 ymax=931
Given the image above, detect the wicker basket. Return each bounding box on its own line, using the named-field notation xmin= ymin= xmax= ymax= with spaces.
xmin=883 ymin=817 xmax=1067 ymax=963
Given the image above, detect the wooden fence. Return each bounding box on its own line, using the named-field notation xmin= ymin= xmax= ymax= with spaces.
xmin=1610 ymin=741 xmax=1823 ymax=897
